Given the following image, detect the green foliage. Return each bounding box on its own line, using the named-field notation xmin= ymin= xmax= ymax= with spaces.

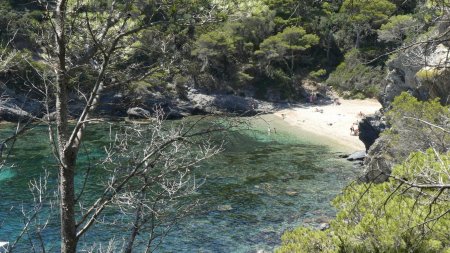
xmin=377 ymin=15 xmax=420 ymax=43
xmin=308 ymin=69 xmax=327 ymax=79
xmin=326 ymin=49 xmax=384 ymax=98
xmin=257 ymin=26 xmax=319 ymax=58
xmin=278 ymin=150 xmax=450 ymax=253
xmin=277 ymin=227 xmax=337 ymax=253
xmin=256 ymin=26 xmax=319 ymax=76
xmin=416 ymin=67 xmax=442 ymax=80
xmin=340 ymin=0 xmax=396 ymax=28
xmin=338 ymin=0 xmax=396 ymax=48
xmin=0 ymin=0 xmax=446 ymax=103
xmin=383 ymin=92 xmax=450 ymax=157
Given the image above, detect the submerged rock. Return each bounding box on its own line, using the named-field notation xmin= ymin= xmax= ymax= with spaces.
xmin=217 ymin=204 xmax=233 ymax=211
xmin=285 ymin=191 xmax=298 ymax=196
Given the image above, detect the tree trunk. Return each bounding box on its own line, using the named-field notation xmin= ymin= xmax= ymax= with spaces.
xmin=55 ymin=1 xmax=78 ymax=252
xmin=59 ymin=151 xmax=77 ymax=253
xmin=326 ymin=31 xmax=332 ymax=62
xmin=355 ymin=29 xmax=362 ymax=49
xmin=124 ymin=201 xmax=143 ymax=253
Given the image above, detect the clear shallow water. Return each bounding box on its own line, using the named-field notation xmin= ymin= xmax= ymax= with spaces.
xmin=0 ymin=119 xmax=358 ymax=252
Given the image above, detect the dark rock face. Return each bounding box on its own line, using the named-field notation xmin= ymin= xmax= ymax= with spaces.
xmin=358 ymin=113 xmax=387 ymax=151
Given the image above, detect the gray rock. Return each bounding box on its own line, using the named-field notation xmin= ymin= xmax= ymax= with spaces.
xmin=0 ymin=105 xmax=34 ymax=122
xmin=360 ymin=137 xmax=395 ymax=183
xmin=347 ymin=151 xmax=366 ymax=161
xmin=127 ymin=107 xmax=151 ymax=119
xmin=217 ymin=204 xmax=233 ymax=211
xmin=319 ymin=223 xmax=330 ymax=231
xmin=381 ymin=32 xmax=450 ymax=107
xmin=42 ymin=112 xmax=57 ymax=122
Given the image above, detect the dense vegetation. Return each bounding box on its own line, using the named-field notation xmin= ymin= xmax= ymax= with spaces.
xmin=1 ymin=0 xmax=444 ymax=100
xmin=277 ymin=93 xmax=450 ymax=252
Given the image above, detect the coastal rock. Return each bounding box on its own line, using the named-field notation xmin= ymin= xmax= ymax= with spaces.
xmin=127 ymin=107 xmax=151 ymax=119
xmin=358 ymin=113 xmax=387 ymax=151
xmin=381 ymin=26 xmax=450 ymax=106
xmin=187 ymin=89 xmax=275 ymax=115
xmin=347 ymin=151 xmax=366 ymax=161
xmin=0 ymin=104 xmax=34 ymax=122
xmin=360 ymin=137 xmax=395 ymax=183
xmin=95 ymin=91 xmax=128 ymax=117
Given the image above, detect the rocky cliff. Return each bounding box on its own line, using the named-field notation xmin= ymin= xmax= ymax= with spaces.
xmin=363 ymin=20 xmax=450 ymax=182
xmin=381 ymin=24 xmax=450 ymax=107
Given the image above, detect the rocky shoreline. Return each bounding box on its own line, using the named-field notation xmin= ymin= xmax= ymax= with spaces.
xmin=0 ymin=86 xmax=284 ymax=122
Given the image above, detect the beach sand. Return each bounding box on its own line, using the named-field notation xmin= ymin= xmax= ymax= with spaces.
xmin=272 ymin=98 xmax=382 ymax=152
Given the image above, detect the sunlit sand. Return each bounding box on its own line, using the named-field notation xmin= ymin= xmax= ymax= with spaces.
xmin=273 ymin=98 xmax=382 ymax=152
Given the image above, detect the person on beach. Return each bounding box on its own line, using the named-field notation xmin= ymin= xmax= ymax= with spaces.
xmin=334 ymin=98 xmax=341 ymax=105
xmin=352 ymin=123 xmax=359 ymax=136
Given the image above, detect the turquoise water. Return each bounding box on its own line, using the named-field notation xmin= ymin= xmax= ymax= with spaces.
xmin=0 ymin=118 xmax=358 ymax=252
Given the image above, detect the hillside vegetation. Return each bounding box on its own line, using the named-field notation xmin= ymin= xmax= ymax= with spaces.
xmin=1 ymin=0 xmax=443 ymax=101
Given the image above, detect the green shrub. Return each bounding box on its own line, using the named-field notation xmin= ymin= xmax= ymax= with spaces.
xmin=309 ymin=69 xmax=327 ymax=80
xmin=277 ymin=151 xmax=450 ymax=253
xmin=326 ymin=49 xmax=385 ymax=99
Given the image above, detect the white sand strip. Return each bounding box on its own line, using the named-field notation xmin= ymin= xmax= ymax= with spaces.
xmin=273 ymin=98 xmax=382 ymax=152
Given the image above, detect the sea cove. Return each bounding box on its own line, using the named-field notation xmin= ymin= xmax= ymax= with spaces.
xmin=0 ymin=116 xmax=359 ymax=252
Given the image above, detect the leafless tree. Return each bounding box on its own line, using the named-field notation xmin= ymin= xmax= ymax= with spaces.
xmin=0 ymin=1 xmax=232 ymax=252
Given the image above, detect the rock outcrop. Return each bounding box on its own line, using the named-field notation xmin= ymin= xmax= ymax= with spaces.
xmin=360 ymin=137 xmax=396 ymax=183
xmin=381 ymin=27 xmax=450 ymax=106
xmin=362 ymin=21 xmax=450 ymax=183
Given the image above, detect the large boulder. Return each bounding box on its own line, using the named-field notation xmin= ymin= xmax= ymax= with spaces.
xmin=347 ymin=150 xmax=366 ymax=161
xmin=127 ymin=107 xmax=151 ymax=119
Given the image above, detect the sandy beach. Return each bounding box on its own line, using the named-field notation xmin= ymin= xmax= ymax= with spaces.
xmin=273 ymin=98 xmax=382 ymax=152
